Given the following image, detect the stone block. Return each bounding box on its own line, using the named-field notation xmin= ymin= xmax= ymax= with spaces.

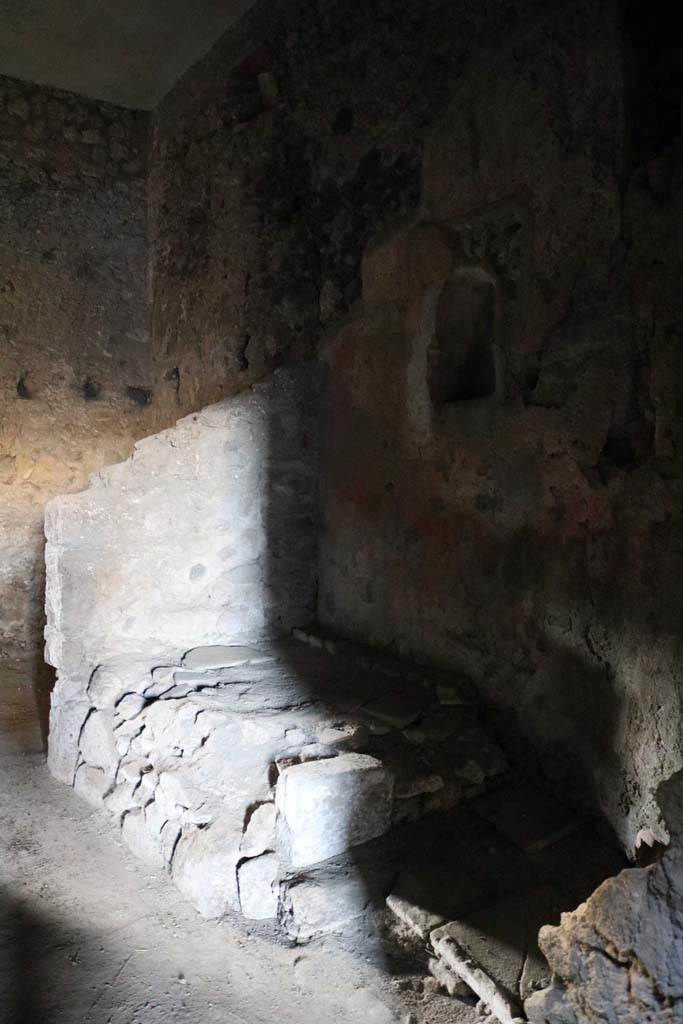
xmin=237 ymin=853 xmax=279 ymax=920
xmin=240 ymin=802 xmax=277 ymax=858
xmin=46 ymin=698 xmax=90 ymax=784
xmin=171 ymin=815 xmax=242 ymax=918
xmin=120 ymin=808 xmax=165 ymax=868
xmin=282 ymin=876 xmax=371 ymax=942
xmin=79 ymin=709 xmax=118 ymax=773
xmin=275 ymin=753 xmax=394 ymax=868
xmin=74 ymin=763 xmax=109 ymax=809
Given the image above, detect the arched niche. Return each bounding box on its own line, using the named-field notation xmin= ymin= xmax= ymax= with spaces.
xmin=429 ymin=267 xmax=497 ymax=406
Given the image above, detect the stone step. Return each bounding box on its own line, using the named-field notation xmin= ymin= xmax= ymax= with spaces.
xmin=384 ymin=781 xmax=625 ymax=1023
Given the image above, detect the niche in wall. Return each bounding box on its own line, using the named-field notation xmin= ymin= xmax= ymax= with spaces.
xmin=429 ymin=267 xmax=497 ymax=405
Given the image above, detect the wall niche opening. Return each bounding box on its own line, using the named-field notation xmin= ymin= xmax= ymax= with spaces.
xmin=429 ymin=267 xmax=497 ymax=405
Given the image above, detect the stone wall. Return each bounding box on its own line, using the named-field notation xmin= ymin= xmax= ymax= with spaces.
xmin=318 ymin=0 xmax=683 ymax=856
xmin=148 ymin=0 xmax=547 ymax=417
xmin=0 ymin=74 xmax=153 ymax=745
xmin=6 ymin=0 xmax=683 ymax=865
xmin=45 ymin=364 xmax=319 ymax=776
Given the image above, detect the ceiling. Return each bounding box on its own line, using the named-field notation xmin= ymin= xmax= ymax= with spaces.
xmin=0 ymin=0 xmax=256 ymax=110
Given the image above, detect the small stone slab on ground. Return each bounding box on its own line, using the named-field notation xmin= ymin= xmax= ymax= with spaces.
xmin=473 ymin=781 xmax=584 ymax=853
xmin=362 ymin=692 xmax=424 ymax=730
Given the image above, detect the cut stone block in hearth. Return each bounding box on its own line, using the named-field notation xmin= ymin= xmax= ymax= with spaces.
xmin=281 ymin=875 xmax=372 ymax=942
xmin=276 ymin=753 xmax=394 ymax=868
xmin=238 ymin=852 xmax=280 ymax=919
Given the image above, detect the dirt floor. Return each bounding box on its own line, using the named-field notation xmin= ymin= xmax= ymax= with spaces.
xmin=0 ymin=752 xmax=487 ymax=1024
xmin=0 ymin=660 xmax=51 ymax=755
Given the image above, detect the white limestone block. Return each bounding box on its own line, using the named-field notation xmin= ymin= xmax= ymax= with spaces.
xmin=79 ymin=709 xmax=118 ymax=773
xmin=276 ymin=753 xmax=394 ymax=868
xmin=121 ymin=808 xmax=164 ymax=868
xmin=47 ymin=698 xmax=90 ymax=784
xmin=171 ymin=815 xmax=242 ymax=918
xmin=240 ymin=802 xmax=277 ymax=858
xmin=237 ymin=853 xmax=279 ymax=919
xmin=283 ymin=876 xmax=371 ymax=942
xmin=74 ymin=763 xmax=109 ymax=809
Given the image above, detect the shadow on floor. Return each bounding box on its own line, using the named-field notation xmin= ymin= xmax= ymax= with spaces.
xmin=0 ymin=886 xmax=61 ymax=1024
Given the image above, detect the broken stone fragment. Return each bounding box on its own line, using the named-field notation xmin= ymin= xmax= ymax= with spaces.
xmin=103 ymin=780 xmax=137 ymax=819
xmin=276 ymin=753 xmax=394 ymax=868
xmin=237 ymin=853 xmax=279 ymax=919
xmin=117 ymin=758 xmax=147 ymax=785
xmin=114 ymin=717 xmax=144 ymax=757
xmin=143 ymin=665 xmax=176 ymax=699
xmin=47 ymin=699 xmax=90 ymax=784
xmin=132 ymin=767 xmax=159 ymax=806
xmin=121 ymin=808 xmax=165 ymax=868
xmin=145 ymin=798 xmax=168 ymax=836
xmin=74 ymin=763 xmax=109 ymax=808
xmin=525 ymin=983 xmax=579 ymax=1024
xmin=282 ymin=875 xmax=371 ymax=942
xmin=318 ymin=721 xmax=367 ymax=748
xmin=156 ymin=770 xmax=208 ymax=817
xmin=88 ymin=665 xmax=128 ymax=708
xmin=115 ymin=693 xmax=146 ymax=721
xmin=88 ymin=658 xmax=151 ymax=707
xmin=172 ymin=815 xmax=242 ymax=918
xmin=159 ymin=820 xmax=182 ymax=863
xmin=79 ymin=709 xmax=118 ymax=773
xmin=240 ymin=802 xmax=277 ymax=858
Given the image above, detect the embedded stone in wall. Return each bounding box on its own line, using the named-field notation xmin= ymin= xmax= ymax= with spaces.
xmin=275 ymin=753 xmax=395 ymax=869
xmin=238 ymin=853 xmax=279 ymax=919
